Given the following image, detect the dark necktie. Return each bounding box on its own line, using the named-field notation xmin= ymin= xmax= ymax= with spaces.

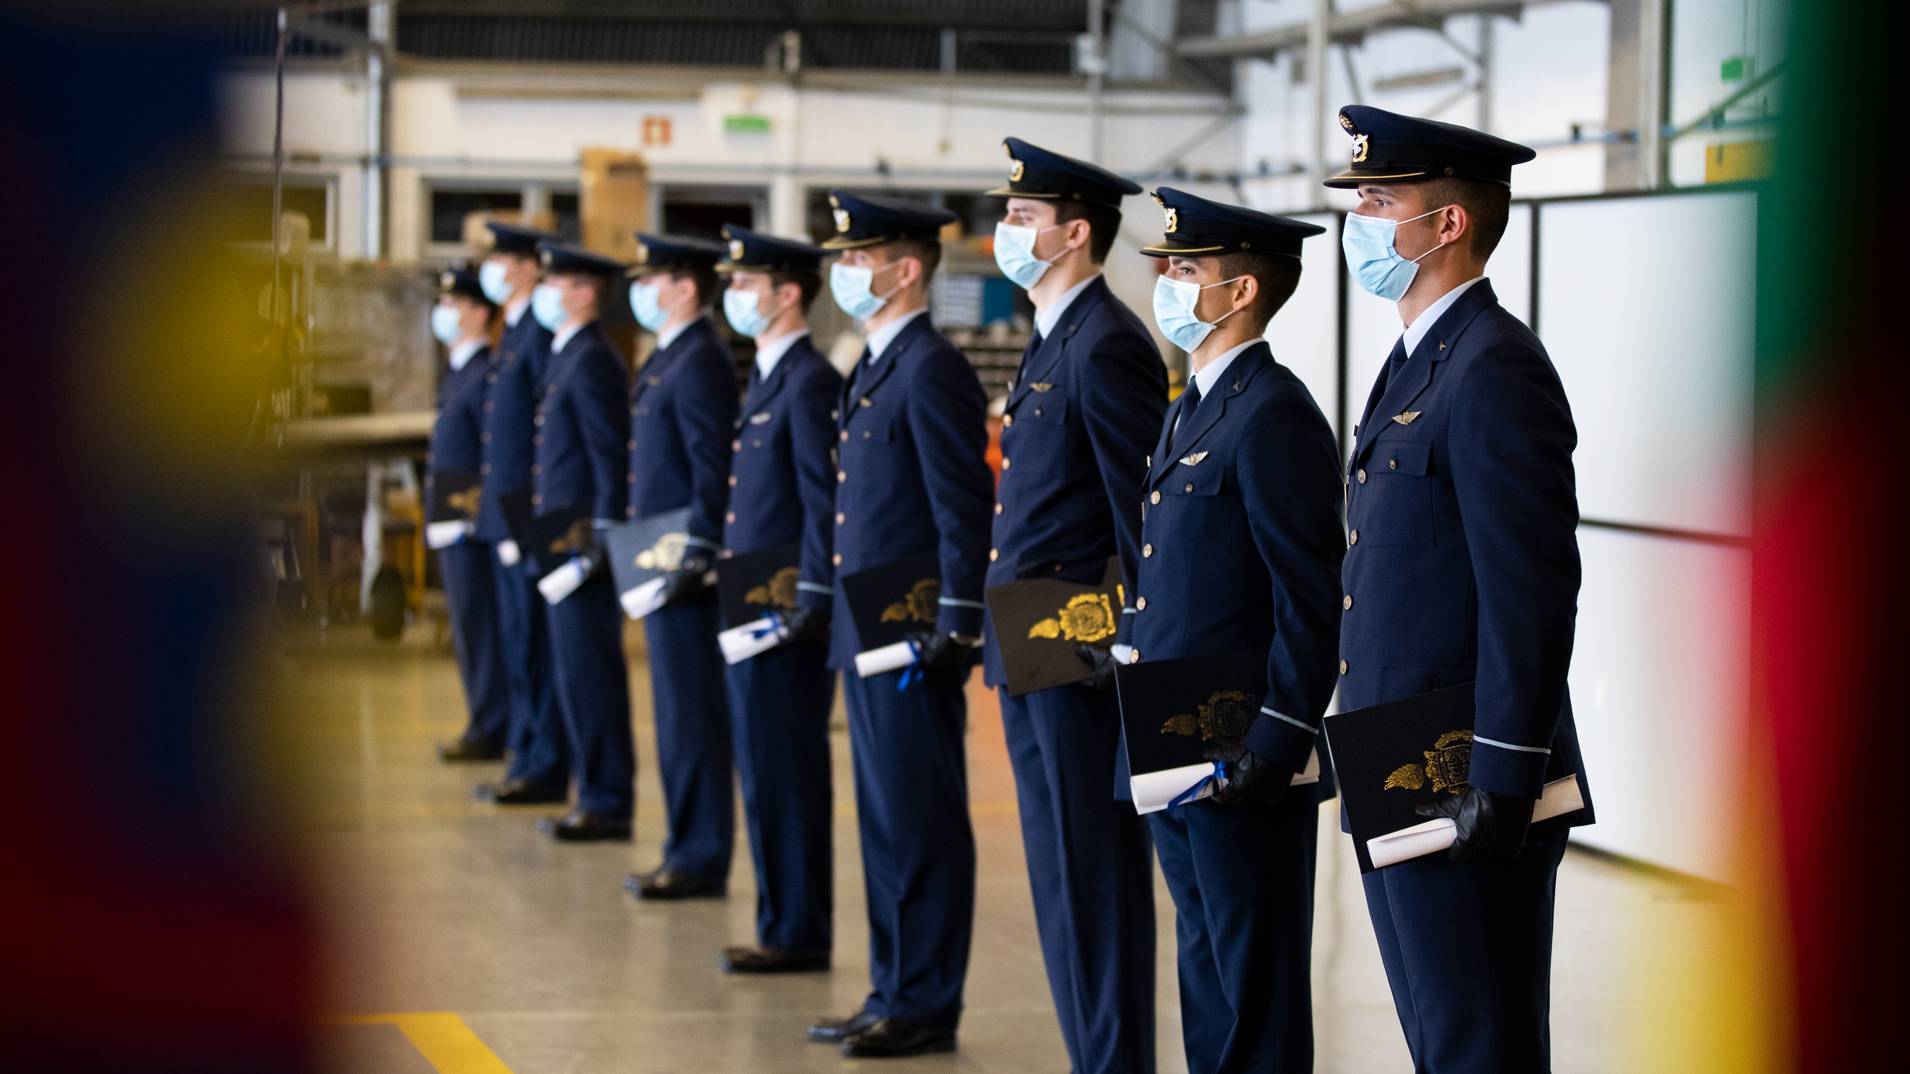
xmin=1386 ymin=337 xmax=1409 ymax=380
xmin=1168 ymin=378 xmax=1203 ymax=451
xmin=1013 ymin=331 xmax=1043 ymax=389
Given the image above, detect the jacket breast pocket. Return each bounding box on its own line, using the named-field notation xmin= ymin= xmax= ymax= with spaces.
xmin=1016 ymin=394 xmax=1069 ymax=426
xmin=1159 ymin=467 xmax=1243 ymax=555
xmin=1359 ymin=439 xmax=1435 ymax=548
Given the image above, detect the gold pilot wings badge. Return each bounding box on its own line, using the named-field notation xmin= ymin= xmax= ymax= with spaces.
xmin=1177 ymin=451 xmax=1209 ymax=467
xmin=748 ymin=411 xmax=772 ymax=425
xmin=1392 ymin=411 xmax=1422 ymax=426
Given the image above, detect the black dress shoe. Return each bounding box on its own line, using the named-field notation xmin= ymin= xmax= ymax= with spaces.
xmin=621 ymin=867 xmax=662 ymax=895
xmin=536 ymin=811 xmax=631 ymax=842
xmin=807 ymin=1008 xmax=880 ymax=1044
xmin=437 ymin=737 xmax=505 ymax=762
xmin=841 ymin=1017 xmax=956 ymax=1058
xmin=473 ymin=778 xmax=567 ymax=805
xmin=720 ymin=945 xmax=829 ymax=974
xmin=629 ymin=868 xmax=725 ymax=900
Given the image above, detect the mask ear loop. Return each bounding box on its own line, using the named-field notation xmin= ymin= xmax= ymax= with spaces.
xmin=1402 ymin=205 xmax=1460 ymax=265
xmin=1203 ymin=274 xmax=1252 ymax=328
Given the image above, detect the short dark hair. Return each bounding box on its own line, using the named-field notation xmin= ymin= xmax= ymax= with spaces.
xmin=669 ymin=263 xmax=721 ymax=309
xmin=1051 ymin=199 xmax=1122 ymax=264
xmin=1416 ymin=177 xmax=1511 ymax=260
xmin=1213 ymin=250 xmax=1302 ymax=325
xmin=768 ymin=269 xmax=822 ymax=312
xmin=887 ymin=237 xmax=943 ymax=282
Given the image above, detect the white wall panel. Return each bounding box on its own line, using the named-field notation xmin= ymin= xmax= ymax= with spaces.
xmin=1265 ymin=212 xmax=1342 ymax=437
xmin=1537 ymin=191 xmax=1755 ymax=536
xmin=1567 ymin=527 xmax=1748 ymax=880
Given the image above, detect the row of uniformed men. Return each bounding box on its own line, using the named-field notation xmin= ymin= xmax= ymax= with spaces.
xmin=423 ymin=104 xmax=1590 ymax=1072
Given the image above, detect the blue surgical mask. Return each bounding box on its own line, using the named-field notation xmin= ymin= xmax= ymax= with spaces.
xmin=629 ymin=280 xmax=669 ymax=333
xmin=830 ymin=261 xmax=896 ymax=322
xmin=478 ymin=260 xmax=513 ymax=305
xmin=1152 ymin=274 xmax=1244 ymax=354
xmin=723 ymin=287 xmax=778 ymax=339
xmin=993 ymin=222 xmax=1059 ymax=290
xmin=530 ymin=283 xmax=565 ymax=332
xmin=1341 ymin=206 xmax=1452 ymax=301
xmin=430 ymin=304 xmax=462 ymax=346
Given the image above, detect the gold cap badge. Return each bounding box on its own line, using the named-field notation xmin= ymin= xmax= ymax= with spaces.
xmin=729 ymin=238 xmax=746 ymax=262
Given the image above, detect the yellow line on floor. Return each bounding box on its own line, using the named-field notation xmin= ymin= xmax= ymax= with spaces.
xmin=329 ymin=1013 xmax=513 ymax=1074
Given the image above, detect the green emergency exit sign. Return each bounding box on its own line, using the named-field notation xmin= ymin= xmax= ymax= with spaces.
xmin=724 ymin=114 xmax=772 ymax=134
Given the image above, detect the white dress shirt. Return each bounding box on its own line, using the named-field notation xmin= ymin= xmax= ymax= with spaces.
xmin=504 ymin=294 xmax=531 ymax=329
xmin=1033 ymin=272 xmax=1100 ymax=341
xmin=1173 ymin=337 xmax=1260 ymax=436
xmin=754 ymin=327 xmax=812 ymax=381
xmin=657 ymin=313 xmax=707 ymax=353
xmin=448 ymin=338 xmax=484 ymax=372
xmin=1400 ymin=275 xmax=1486 ymax=358
xmin=865 ymin=307 xmax=930 ymax=363
xmin=552 ymin=320 xmax=589 ymax=354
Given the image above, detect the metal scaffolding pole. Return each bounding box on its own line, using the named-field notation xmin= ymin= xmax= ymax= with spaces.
xmin=364 ymin=0 xmax=392 ymax=260
xmin=1308 ymin=0 xmax=1331 ymax=197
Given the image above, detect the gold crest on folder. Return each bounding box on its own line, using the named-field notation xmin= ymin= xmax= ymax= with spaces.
xmin=1027 ymin=593 xmax=1116 ymax=644
xmin=447 ymin=484 xmax=483 ymax=517
xmin=1159 ymin=690 xmax=1254 ymax=743
xmin=745 ymin=567 xmax=801 ymax=611
xmin=880 ymin=578 xmax=940 ymax=624
xmin=1383 ymin=730 xmax=1474 ymax=795
xmin=633 ymin=532 xmax=689 ymax=572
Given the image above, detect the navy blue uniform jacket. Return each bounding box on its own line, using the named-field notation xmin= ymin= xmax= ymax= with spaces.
xmin=476 ymin=308 xmax=554 ymax=541
xmin=725 ymin=333 xmax=843 ymax=612
xmin=983 ymin=277 xmax=1166 ymax=686
xmin=1340 ymin=280 xmax=1591 ymax=807
xmin=1128 ymin=342 xmax=1345 ymax=798
xmin=532 ymin=321 xmax=629 ymax=524
xmin=828 ymin=313 xmax=993 ymax=670
xmin=429 ymin=345 xmax=492 ymax=478
xmin=628 ymin=316 xmax=738 ymax=557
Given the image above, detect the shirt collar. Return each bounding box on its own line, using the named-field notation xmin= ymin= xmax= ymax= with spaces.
xmin=866 ymin=307 xmax=930 ymax=363
xmin=552 ymin=319 xmax=591 ymax=354
xmin=505 ymin=294 xmax=531 ymax=328
xmin=1191 ymin=337 xmax=1260 ymax=401
xmin=1033 ymin=272 xmax=1099 ymax=341
xmin=754 ymin=327 xmax=810 ymax=380
xmin=656 ymin=313 xmax=707 ymax=354
xmin=448 ymin=338 xmax=484 ymax=372
xmin=1401 ymin=275 xmax=1486 ymax=358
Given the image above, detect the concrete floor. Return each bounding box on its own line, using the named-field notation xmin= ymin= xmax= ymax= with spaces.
xmin=293 ymin=626 xmax=1725 ymax=1074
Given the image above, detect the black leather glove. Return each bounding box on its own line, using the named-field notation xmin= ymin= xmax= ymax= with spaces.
xmin=1415 ymin=786 xmax=1535 ymax=863
xmin=1201 ymin=741 xmax=1294 ymax=807
xmin=660 ymin=552 xmax=713 ymax=605
xmin=908 ymin=630 xmax=975 ymax=673
xmin=781 ymin=605 xmax=830 ymax=647
xmin=1073 ymin=643 xmax=1117 ymax=691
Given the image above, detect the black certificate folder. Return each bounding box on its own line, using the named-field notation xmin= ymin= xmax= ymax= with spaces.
xmin=1115 ymin=650 xmax=1319 ymax=815
xmin=984 ymin=557 xmax=1123 ymax=697
xmin=716 ymin=542 xmax=801 ymax=630
xmin=1323 ymin=683 xmax=1589 ymax=872
xmin=427 ymin=470 xmax=482 ymax=522
xmin=839 ymin=550 xmax=942 ymax=677
xmin=604 ymin=507 xmax=695 ymax=620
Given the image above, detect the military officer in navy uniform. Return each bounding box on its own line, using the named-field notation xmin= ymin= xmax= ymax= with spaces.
xmin=710 ymin=226 xmax=842 ymax=972
xmin=1327 ymin=105 xmax=1594 ymax=1074
xmin=470 ymin=222 xmax=569 ymax=803
xmin=1127 ymin=189 xmax=1346 ymax=1074
xmin=804 ymin=192 xmax=991 ymax=1059
xmin=427 ymin=266 xmax=510 ymax=764
xmin=980 ymin=138 xmax=1164 ymax=1074
xmin=527 ymin=243 xmax=637 ymax=842
xmin=617 ymin=233 xmax=741 ymax=899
